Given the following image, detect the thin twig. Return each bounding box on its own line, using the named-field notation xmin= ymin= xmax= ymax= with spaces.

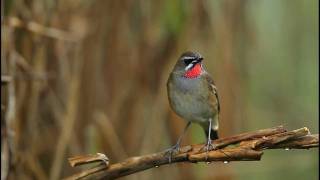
xmin=64 ymin=126 xmax=319 ymax=180
xmin=5 ymin=17 xmax=82 ymax=42
xmin=1 ymin=75 xmax=12 ymax=85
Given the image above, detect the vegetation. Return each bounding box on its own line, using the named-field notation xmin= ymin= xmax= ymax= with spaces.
xmin=1 ymin=0 xmax=318 ymax=179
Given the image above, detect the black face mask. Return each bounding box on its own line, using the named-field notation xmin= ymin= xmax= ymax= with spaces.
xmin=183 ymin=58 xmax=196 ymax=66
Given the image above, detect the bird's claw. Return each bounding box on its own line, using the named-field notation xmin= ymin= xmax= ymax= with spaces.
xmin=164 ymin=144 xmax=180 ymax=163
xmin=199 ymin=140 xmax=217 ymax=161
xmin=200 ymin=140 xmax=217 ymax=152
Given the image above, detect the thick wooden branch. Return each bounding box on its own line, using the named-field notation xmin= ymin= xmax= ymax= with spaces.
xmin=64 ymin=126 xmax=318 ymax=180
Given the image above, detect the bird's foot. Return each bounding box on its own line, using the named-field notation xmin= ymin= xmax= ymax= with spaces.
xmin=164 ymin=143 xmax=180 ymax=163
xmin=200 ymin=139 xmax=217 ymax=152
xmin=199 ymin=139 xmax=217 ymax=161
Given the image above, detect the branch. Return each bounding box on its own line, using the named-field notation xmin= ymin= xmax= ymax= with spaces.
xmin=64 ymin=126 xmax=318 ymax=180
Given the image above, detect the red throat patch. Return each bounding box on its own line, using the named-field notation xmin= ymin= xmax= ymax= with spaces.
xmin=184 ymin=63 xmax=202 ymax=78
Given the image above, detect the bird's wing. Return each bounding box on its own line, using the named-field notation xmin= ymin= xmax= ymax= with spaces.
xmin=204 ymin=73 xmax=220 ymax=113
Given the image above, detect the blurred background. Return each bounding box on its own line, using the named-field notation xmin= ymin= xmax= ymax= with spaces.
xmin=1 ymin=0 xmax=318 ymax=179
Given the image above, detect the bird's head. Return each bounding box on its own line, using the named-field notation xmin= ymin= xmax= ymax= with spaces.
xmin=173 ymin=51 xmax=204 ymax=78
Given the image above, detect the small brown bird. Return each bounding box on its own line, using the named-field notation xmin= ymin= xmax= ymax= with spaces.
xmin=166 ymin=51 xmax=220 ymax=157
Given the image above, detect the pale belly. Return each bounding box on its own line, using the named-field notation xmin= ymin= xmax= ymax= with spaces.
xmin=168 ymin=76 xmax=215 ymax=123
xmin=170 ymin=93 xmax=213 ymax=122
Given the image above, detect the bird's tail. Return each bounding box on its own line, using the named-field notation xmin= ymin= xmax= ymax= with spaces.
xmin=204 ymin=128 xmax=219 ymax=140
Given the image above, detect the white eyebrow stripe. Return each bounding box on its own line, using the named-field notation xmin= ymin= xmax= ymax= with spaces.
xmin=181 ymin=56 xmax=195 ymax=60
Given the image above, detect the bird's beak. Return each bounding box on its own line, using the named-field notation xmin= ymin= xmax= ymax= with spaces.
xmin=196 ymin=57 xmax=203 ymax=63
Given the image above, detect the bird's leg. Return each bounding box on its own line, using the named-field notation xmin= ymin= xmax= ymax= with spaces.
xmin=206 ymin=118 xmax=216 ymax=151
xmin=164 ymin=121 xmax=191 ymax=163
xmin=199 ymin=118 xmax=217 ymax=161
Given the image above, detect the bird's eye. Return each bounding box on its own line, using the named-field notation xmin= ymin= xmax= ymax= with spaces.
xmin=184 ymin=59 xmax=193 ymax=65
xmin=182 ymin=57 xmax=195 ymax=65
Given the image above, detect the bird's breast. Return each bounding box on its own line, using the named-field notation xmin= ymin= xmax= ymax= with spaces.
xmin=167 ymin=75 xmax=215 ymax=122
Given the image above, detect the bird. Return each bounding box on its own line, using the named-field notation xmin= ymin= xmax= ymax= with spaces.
xmin=166 ymin=51 xmax=220 ymax=160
